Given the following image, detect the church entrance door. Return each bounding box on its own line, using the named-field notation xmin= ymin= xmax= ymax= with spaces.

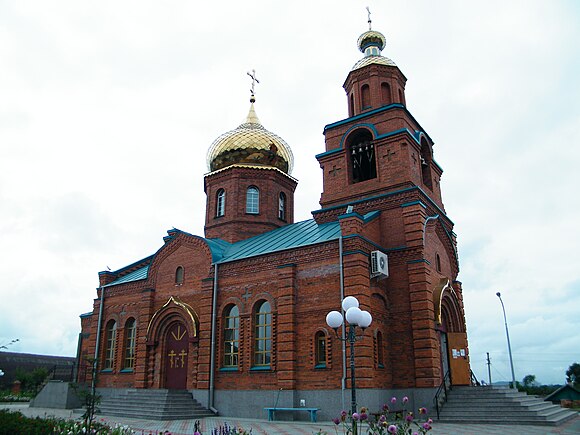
xmin=164 ymin=322 xmax=189 ymax=389
xmin=447 ymin=332 xmax=470 ymax=385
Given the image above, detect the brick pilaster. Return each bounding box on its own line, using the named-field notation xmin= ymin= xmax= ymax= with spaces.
xmin=275 ymin=263 xmax=297 ymax=389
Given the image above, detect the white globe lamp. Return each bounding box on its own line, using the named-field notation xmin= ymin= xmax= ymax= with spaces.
xmin=326 ymin=311 xmax=344 ymax=329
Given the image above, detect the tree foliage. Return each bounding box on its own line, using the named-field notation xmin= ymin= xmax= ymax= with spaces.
xmin=522 ymin=374 xmax=536 ymax=387
xmin=14 ymin=367 xmax=48 ymax=392
xmin=566 ymin=362 xmax=580 ymax=386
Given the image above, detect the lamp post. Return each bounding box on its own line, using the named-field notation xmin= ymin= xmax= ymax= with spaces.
xmin=496 ymin=292 xmax=516 ymax=388
xmin=326 ymin=296 xmax=372 ymax=435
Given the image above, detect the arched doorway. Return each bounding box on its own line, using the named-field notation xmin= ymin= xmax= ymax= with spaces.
xmin=434 ymin=279 xmax=471 ymax=386
xmin=164 ymin=321 xmax=189 ymax=389
xmin=145 ymin=296 xmax=198 ymax=390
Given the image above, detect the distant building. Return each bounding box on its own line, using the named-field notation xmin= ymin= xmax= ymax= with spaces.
xmin=76 ymin=20 xmax=470 ymax=420
xmin=0 ymin=352 xmax=75 ymax=389
xmin=544 ymin=384 xmax=580 ymax=405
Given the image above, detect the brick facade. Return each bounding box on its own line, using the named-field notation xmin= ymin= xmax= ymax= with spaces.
xmin=77 ymin=24 xmax=470 ymax=420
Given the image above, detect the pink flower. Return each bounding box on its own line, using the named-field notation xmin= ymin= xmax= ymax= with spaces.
xmin=382 ymin=403 xmax=390 ymax=411
xmin=422 ymin=422 xmax=432 ymax=430
xmin=427 ymin=418 xmax=433 ymax=424
xmin=402 ymin=396 xmax=409 ymax=404
xmin=405 ymin=414 xmax=413 ymax=423
xmin=388 ymin=424 xmax=398 ymax=433
xmin=390 ymin=396 xmax=397 ymax=404
xmin=352 ymin=412 xmax=360 ymax=420
xmin=360 ymin=412 xmax=368 ymax=421
xmin=333 ymin=417 xmax=340 ymax=425
xmin=418 ymin=407 xmax=428 ymax=414
xmin=379 ymin=415 xmax=386 ymax=423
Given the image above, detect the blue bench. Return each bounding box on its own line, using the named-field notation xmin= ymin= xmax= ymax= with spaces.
xmin=264 ymin=407 xmax=319 ymax=422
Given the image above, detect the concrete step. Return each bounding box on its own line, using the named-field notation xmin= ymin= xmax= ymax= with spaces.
xmin=96 ymin=389 xmax=213 ymax=420
xmin=437 ymin=386 xmax=577 ymax=426
xmin=436 ymin=411 xmax=578 ymax=426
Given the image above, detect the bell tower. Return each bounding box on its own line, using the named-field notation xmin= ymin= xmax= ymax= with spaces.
xmin=316 ymin=22 xmax=444 ymax=219
xmin=313 ymin=16 xmax=467 ymax=391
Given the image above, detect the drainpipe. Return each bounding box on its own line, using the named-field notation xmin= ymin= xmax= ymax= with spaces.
xmin=91 ymin=286 xmax=105 ymax=397
xmin=339 ymin=234 xmax=346 ymax=412
xmin=208 ymin=263 xmax=219 ymax=414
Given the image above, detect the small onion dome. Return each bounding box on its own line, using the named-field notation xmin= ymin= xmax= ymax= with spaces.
xmin=357 ymin=30 xmax=386 ymax=52
xmin=352 ymin=29 xmax=396 ymax=71
xmin=207 ymin=102 xmax=294 ymax=174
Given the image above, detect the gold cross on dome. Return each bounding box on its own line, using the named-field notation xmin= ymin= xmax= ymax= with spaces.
xmin=366 ymin=6 xmax=372 ymax=30
xmin=247 ymin=69 xmax=260 ymax=97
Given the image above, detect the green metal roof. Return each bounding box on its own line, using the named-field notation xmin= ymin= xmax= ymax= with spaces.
xmin=103 ymin=219 xmax=341 ymax=287
xmin=214 ymin=219 xmax=341 ymax=264
xmin=105 ymin=265 xmax=149 ymax=287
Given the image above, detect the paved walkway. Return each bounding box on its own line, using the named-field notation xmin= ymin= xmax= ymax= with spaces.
xmin=1 ymin=403 xmax=579 ymax=434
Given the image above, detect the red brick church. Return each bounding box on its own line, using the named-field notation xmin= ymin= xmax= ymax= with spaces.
xmin=77 ymin=20 xmax=470 ymax=420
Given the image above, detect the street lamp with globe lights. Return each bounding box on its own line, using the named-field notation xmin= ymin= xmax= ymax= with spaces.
xmin=326 ymin=296 xmax=372 ymax=433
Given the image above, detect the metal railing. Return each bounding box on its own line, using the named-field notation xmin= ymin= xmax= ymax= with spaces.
xmin=470 ymin=369 xmax=480 ymax=386
xmin=433 ymin=370 xmax=451 ymax=420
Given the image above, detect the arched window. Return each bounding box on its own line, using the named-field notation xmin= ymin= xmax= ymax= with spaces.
xmin=436 ymin=254 xmax=442 ymax=273
xmin=104 ymin=320 xmax=117 ymax=370
xmin=123 ymin=318 xmax=136 ymax=370
xmin=315 ymin=331 xmax=327 ymax=368
xmin=175 ymin=266 xmax=184 ymax=285
xmin=381 ymin=82 xmax=392 ymax=105
xmin=278 ymin=192 xmax=286 ymax=221
xmin=216 ymin=189 xmax=225 ymax=217
xmin=254 ymin=301 xmax=272 ymax=367
xmin=246 ymin=186 xmax=259 ymax=214
xmin=376 ymin=330 xmax=384 ymax=368
xmin=361 ymin=84 xmax=371 ymax=110
xmin=420 ymin=138 xmax=433 ymax=190
xmin=349 ymin=93 xmax=355 ymax=117
xmin=348 ymin=129 xmax=376 ymax=183
xmin=223 ymin=305 xmax=239 ymax=368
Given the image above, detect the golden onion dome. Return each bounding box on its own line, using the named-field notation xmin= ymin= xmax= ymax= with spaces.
xmin=352 ymin=29 xmax=396 ymax=71
xmin=206 ymin=100 xmax=294 ymax=174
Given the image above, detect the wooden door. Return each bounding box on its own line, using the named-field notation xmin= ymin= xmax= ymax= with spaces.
xmin=164 ymin=322 xmax=189 ymax=389
xmin=447 ymin=332 xmax=470 ymax=386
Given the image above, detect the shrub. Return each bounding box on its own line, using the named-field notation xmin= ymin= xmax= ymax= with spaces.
xmin=324 ymin=397 xmax=434 ymax=435
xmin=0 ymin=410 xmax=135 ymax=435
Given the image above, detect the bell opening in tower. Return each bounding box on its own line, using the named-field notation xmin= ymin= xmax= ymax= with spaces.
xmin=348 ymin=129 xmax=376 ymax=183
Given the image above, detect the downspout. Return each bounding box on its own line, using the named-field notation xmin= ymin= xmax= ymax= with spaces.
xmin=208 ymin=263 xmax=219 ymax=414
xmin=91 ymin=286 xmax=105 ymax=397
xmin=339 ymin=234 xmax=346 ymax=412
xmin=74 ymin=332 xmax=82 ymax=382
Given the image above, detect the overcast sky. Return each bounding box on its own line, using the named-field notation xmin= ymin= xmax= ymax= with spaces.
xmin=1 ymin=1 xmax=579 ymax=386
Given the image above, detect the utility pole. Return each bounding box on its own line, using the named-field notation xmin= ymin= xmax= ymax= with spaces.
xmin=486 ymin=352 xmax=492 ymax=386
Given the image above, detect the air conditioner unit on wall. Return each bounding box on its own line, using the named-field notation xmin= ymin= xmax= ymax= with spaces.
xmin=370 ymin=251 xmax=389 ymax=277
